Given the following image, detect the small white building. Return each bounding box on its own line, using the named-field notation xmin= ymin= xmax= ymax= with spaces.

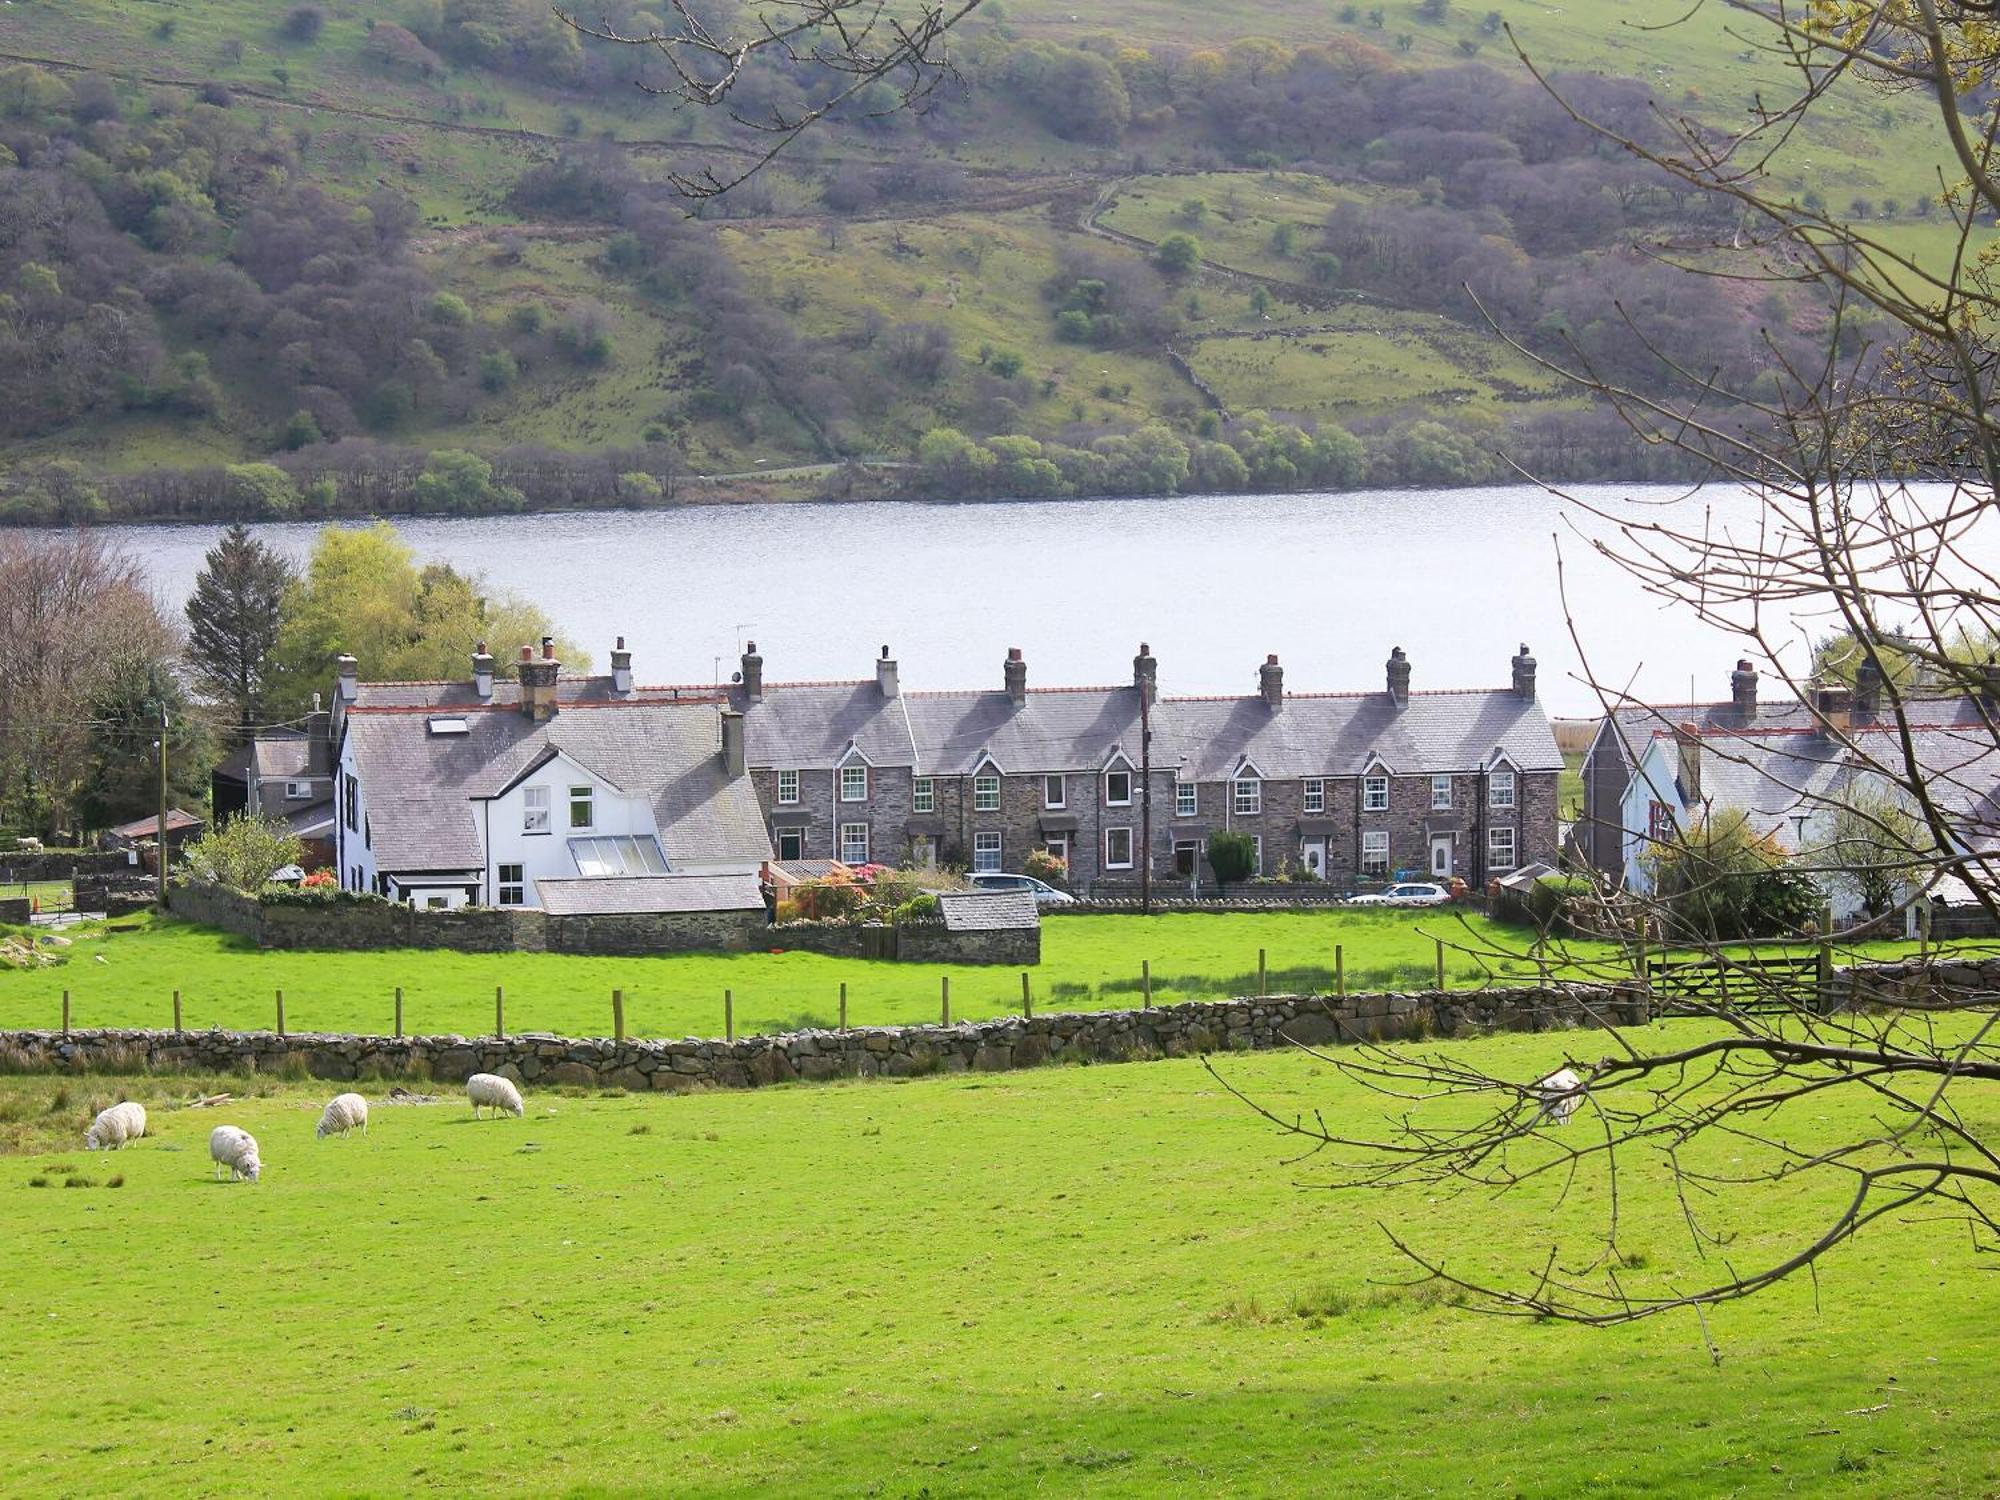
xmin=333 ymin=640 xmax=770 ymax=909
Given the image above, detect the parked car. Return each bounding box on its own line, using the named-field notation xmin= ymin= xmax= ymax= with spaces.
xmin=968 ymin=872 xmax=1077 ymax=905
xmin=1349 ymin=881 xmax=1450 ymax=908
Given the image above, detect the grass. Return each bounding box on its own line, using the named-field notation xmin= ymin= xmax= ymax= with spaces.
xmin=0 ymin=909 xmax=1975 ymax=1041
xmin=2 ymin=1032 xmax=1998 ymax=1494
xmin=0 ymin=882 xmax=71 ymax=913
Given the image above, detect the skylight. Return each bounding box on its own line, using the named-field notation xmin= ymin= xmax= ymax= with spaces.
xmin=569 ymin=835 xmax=669 ymax=878
xmin=427 ymin=717 xmax=470 ymax=736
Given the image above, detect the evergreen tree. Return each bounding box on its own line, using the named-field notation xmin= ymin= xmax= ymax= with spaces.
xmin=185 ymin=524 xmax=294 ymax=736
xmin=79 ymin=653 xmax=212 ymax=830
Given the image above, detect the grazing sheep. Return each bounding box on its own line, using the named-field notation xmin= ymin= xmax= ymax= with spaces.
xmin=466 ymin=1073 xmax=524 ymax=1119
xmin=1533 ymin=1066 xmax=1586 ymax=1125
xmin=84 ymin=1101 xmax=147 ymax=1151
xmin=315 ymin=1093 xmax=368 ymax=1139
xmin=210 ymin=1125 xmax=262 ymax=1182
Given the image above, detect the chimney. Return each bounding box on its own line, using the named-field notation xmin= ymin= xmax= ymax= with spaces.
xmin=876 ymin=644 xmax=900 ymax=699
xmin=336 ymin=654 xmax=359 ymax=704
xmin=720 ymin=708 xmax=746 ymax=777
xmin=1259 ymin=653 xmax=1284 ymax=710
xmin=1004 ymin=647 xmax=1027 ymax=705
xmin=1675 ymin=722 xmax=1702 ymax=805
xmin=1133 ymin=641 xmax=1158 ymax=708
xmin=519 ymin=638 xmax=560 ymax=723
xmin=1853 ymin=651 xmax=1882 ymax=716
xmin=1386 ymin=646 xmax=1411 ymax=706
xmin=740 ymin=641 xmax=763 ymax=702
xmin=1511 ymin=643 xmax=1536 ymax=701
xmin=610 ymin=635 xmax=633 ymax=697
xmin=1815 ymin=680 xmax=1852 ymax=736
xmin=1731 ymin=657 xmax=1759 ymax=720
xmin=472 ymin=641 xmax=495 ymax=703
xmin=1982 ymin=658 xmax=2000 ymax=708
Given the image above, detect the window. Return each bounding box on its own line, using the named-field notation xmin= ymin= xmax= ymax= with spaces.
xmin=776 ymin=769 xmax=799 ymax=806
xmin=777 ymin=829 xmax=805 ymax=861
xmin=523 ymin=785 xmax=550 ymax=834
xmin=912 ymin=777 xmax=934 ymax=814
xmin=1490 ymin=769 xmax=1516 ymax=809
xmin=1648 ymin=800 xmax=1676 ymax=845
xmin=1045 ymin=774 xmax=1067 ymax=810
xmin=972 ymin=831 xmax=1002 ymax=873
xmin=1176 ymin=781 xmax=1197 ymax=818
xmin=974 ymin=774 xmax=1001 ymax=812
xmin=568 ymin=785 xmax=593 ymax=830
xmin=569 ymin=835 xmax=668 ymax=877
xmin=840 ymin=765 xmax=868 ymax=803
xmin=840 ymin=822 xmax=869 ymax=864
xmin=1363 ymin=775 xmax=1389 ymax=812
xmin=425 ymin=896 xmax=449 ymax=910
xmin=1302 ymin=779 xmax=1325 ymax=815
xmin=497 ymin=864 xmax=525 ymax=906
xmin=1431 ymin=774 xmax=1452 ymax=810
xmin=284 ymin=779 xmax=313 ymax=801
xmin=1361 ymin=831 xmax=1390 ymax=877
xmin=1233 ymin=777 xmax=1261 ymax=816
xmin=1044 ymin=834 xmax=1070 ymax=864
xmin=1250 ymin=836 xmax=1263 ymax=875
xmin=1488 ymin=824 xmax=1517 ymax=871
xmin=1105 ymin=769 xmax=1132 ymax=806
xmin=1105 ymin=827 xmax=1134 ymax=869
xmin=426 ymin=716 xmax=469 ymax=737
xmin=343 ymin=773 xmax=358 ymax=832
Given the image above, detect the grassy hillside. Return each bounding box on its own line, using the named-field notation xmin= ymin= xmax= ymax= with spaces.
xmin=0 ymin=0 xmax=1978 ymax=494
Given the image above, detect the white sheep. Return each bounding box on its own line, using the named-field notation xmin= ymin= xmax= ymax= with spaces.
xmin=1532 ymin=1066 xmax=1586 ymax=1125
xmin=466 ymin=1072 xmax=524 ymax=1119
xmin=210 ymin=1124 xmax=262 ymax=1182
xmin=315 ymin=1092 xmax=369 ymax=1139
xmin=84 ymin=1101 xmax=146 ymax=1151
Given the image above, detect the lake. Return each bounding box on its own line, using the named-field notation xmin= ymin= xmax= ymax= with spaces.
xmin=72 ymin=483 xmax=1917 ymax=717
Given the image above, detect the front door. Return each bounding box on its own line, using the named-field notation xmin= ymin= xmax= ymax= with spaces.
xmin=1430 ymin=833 xmax=1453 ymax=878
xmin=909 ymin=834 xmax=936 ymax=870
xmin=777 ymin=829 xmax=805 ymax=862
xmin=1299 ymin=838 xmax=1327 ymax=879
xmin=1174 ymin=841 xmax=1199 ymax=877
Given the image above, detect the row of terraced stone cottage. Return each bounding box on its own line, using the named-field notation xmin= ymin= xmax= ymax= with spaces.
xmin=305 ymin=637 xmax=1560 ymax=914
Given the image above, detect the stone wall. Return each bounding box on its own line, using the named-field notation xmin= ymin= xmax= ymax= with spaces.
xmin=898 ymin=921 xmax=1039 ymax=966
xmin=0 ymin=850 xmax=131 ymax=883
xmin=73 ymin=878 xmax=161 ymax=917
xmin=0 ymin=897 xmax=29 ymax=924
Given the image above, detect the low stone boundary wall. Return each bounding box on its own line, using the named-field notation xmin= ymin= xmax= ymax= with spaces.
xmin=1050 ymin=894 xmax=1485 ymax=915
xmin=0 ymin=851 xmax=131 ymax=883
xmin=0 ymin=980 xmax=1643 ymax=1090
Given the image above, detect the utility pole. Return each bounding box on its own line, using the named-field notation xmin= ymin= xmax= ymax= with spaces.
xmin=1140 ymin=680 xmax=1153 ymax=916
xmin=155 ymin=703 xmax=169 ymax=910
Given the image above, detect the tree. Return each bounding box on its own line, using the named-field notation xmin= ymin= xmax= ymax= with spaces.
xmin=186 ymin=525 xmax=296 ymax=737
xmin=1811 ymin=787 xmax=1936 ymax=922
xmin=1645 ymin=807 xmax=1821 ymax=941
xmin=1224 ymin=1 xmax=2000 ymax=1328
xmin=79 ymin=654 xmax=214 ymax=830
xmin=1153 ymin=233 xmax=1201 ymax=277
xmin=181 ymin=814 xmax=304 ymax=891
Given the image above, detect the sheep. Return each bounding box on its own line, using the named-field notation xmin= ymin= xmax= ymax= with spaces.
xmin=84 ymin=1101 xmax=146 ymax=1151
xmin=466 ymin=1073 xmax=524 ymax=1119
xmin=315 ymin=1092 xmax=368 ymax=1139
xmin=1532 ymin=1066 xmax=1586 ymax=1125
xmin=210 ymin=1125 xmax=262 ymax=1183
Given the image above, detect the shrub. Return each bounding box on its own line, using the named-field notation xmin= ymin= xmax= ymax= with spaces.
xmin=788 ymin=875 xmax=867 ymax=922
xmin=1154 ymin=232 xmax=1201 ymax=276
xmin=1024 ymin=847 xmax=1070 ymax=889
xmin=180 ymin=816 xmax=303 ymax=892
xmin=1647 ymin=808 xmax=1822 ymax=939
xmin=1206 ymin=830 xmax=1257 ymax=884
xmin=282 ymin=6 xmax=326 ymax=42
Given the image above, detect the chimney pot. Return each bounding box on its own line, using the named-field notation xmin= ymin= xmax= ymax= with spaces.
xmin=1133 ymin=642 xmax=1158 ymax=707
xmin=1815 ymin=681 xmax=1853 ymax=737
xmin=541 ymin=635 xmax=555 ymax=660
xmin=520 ymin=645 xmax=533 ymax=663
xmin=472 ymin=644 xmax=496 ymax=703
xmin=335 ymin=654 xmax=359 ymax=705
xmin=609 ymin=636 xmax=634 ymax=697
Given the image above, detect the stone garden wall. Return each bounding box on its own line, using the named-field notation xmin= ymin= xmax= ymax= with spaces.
xmin=0 ymin=851 xmax=131 ymax=884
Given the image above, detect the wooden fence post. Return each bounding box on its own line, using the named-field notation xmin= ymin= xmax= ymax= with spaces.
xmin=941 ymin=976 xmax=951 ymax=1026
xmin=1022 ymin=970 xmax=1033 ymax=1019
xmin=62 ymin=988 xmax=70 ymax=1036
xmin=276 ymin=989 xmax=285 ymax=1037
xmin=1817 ymin=906 xmax=1834 ymax=1014
xmin=1335 ymin=944 xmax=1344 ymax=997
xmin=839 ymin=981 xmax=848 ymax=1031
xmin=1257 ymin=947 xmax=1267 ymax=997
xmin=172 ymin=989 xmax=182 ymax=1035
xmin=1635 ymin=914 xmax=1650 ymax=989
xmin=394 ymin=986 xmax=404 ymax=1039
xmin=1142 ymin=958 xmax=1152 ymax=1008
xmin=613 ymin=988 xmax=625 ymax=1042
xmin=494 ymin=985 xmax=505 ymax=1040
xmin=725 ymin=989 xmax=734 ymax=1042
xmin=1434 ymin=938 xmax=1445 ymax=993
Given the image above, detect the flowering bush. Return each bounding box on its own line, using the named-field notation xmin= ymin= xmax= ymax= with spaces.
xmin=1024 ymin=848 xmax=1070 ymax=889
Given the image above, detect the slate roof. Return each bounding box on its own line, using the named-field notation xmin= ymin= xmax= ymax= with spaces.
xmin=727 ymin=681 xmax=918 ymax=770
xmin=1166 ymin=689 xmax=1562 ymax=780
xmin=936 ymin=890 xmax=1041 ymax=931
xmin=351 ymin=676 xmax=712 ymax=710
xmin=1595 ymin=699 xmax=1816 ymax=771
xmin=344 ymin=698 xmax=769 ymax=874
xmin=902 ymin=687 xmax=1150 ymax=775
xmin=109 ymin=809 xmax=202 ymax=839
xmin=534 ymin=872 xmax=764 ymax=915
xmin=252 ymin=733 xmax=329 ymax=781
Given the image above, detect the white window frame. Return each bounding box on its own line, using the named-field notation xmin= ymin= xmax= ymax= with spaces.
xmin=1363 ymin=775 xmax=1389 ymax=812
xmin=1431 ymin=774 xmax=1452 ymax=810
xmin=1044 ymin=774 xmax=1067 ymax=810
xmin=1361 ymin=830 xmax=1390 ymax=877
xmin=973 ymin=774 xmax=1001 ymax=813
xmin=1302 ymin=778 xmax=1325 ymax=815
xmin=568 ymin=784 xmax=594 ymax=830
xmin=1043 ymin=833 xmax=1070 ymax=864
xmin=497 ymin=863 xmax=525 ymax=906
xmin=1488 ymin=824 xmax=1517 ymax=871
xmin=776 ymin=769 xmax=799 ymax=806
xmin=1104 ymin=826 xmax=1134 ymax=870
xmin=912 ymin=777 xmax=934 ymax=814
xmin=972 ymin=831 xmax=1002 ymax=873
xmin=284 ymin=779 xmax=313 ymax=800
xmin=840 ymin=765 xmax=869 ymax=803
xmin=523 ymin=785 xmax=550 ymax=834
xmin=1105 ymin=769 xmax=1133 ymax=807
xmin=840 ymin=821 xmax=869 ymax=864
xmin=1176 ymin=781 xmax=1197 ymax=818
xmin=1490 ymin=769 xmax=1517 ymax=810
xmin=1233 ymin=777 xmax=1261 ymax=816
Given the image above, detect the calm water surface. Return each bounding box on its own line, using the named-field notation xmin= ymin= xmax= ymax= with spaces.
xmin=68 ymin=484 xmax=1941 ymax=716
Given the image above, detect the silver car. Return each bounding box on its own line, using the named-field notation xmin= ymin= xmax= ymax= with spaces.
xmin=967 ymin=872 xmax=1077 ymax=905
xmin=1348 ymin=881 xmax=1450 ymax=907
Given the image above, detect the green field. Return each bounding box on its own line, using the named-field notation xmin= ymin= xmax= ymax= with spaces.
xmin=3 ymin=1031 xmax=1997 ymax=1495
xmin=0 ymin=909 xmax=1968 ymax=1041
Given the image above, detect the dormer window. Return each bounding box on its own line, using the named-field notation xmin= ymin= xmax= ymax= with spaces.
xmin=840 ymin=766 xmax=868 ymax=802
xmin=1104 ymin=769 xmax=1132 ymax=806
xmin=1490 ymin=769 xmax=1516 ymax=810
xmin=284 ymin=779 xmax=313 ymax=800
xmin=1233 ymin=776 xmax=1261 ymax=816
xmin=974 ymin=774 xmax=1001 ymax=812
xmin=1363 ymin=775 xmax=1388 ymax=812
